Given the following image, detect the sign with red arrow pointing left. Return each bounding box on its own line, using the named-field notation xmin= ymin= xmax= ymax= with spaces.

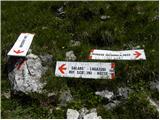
xmin=55 ymin=61 xmax=115 ymax=79
xmin=7 ymin=33 xmax=35 ymax=57
xmin=89 ymin=49 xmax=146 ymax=60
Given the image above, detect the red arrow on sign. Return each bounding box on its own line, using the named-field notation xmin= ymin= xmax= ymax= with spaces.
xmin=59 ymin=64 xmax=66 ymax=74
xmin=134 ymin=51 xmax=141 ymax=58
xmin=14 ymin=50 xmax=24 ymax=54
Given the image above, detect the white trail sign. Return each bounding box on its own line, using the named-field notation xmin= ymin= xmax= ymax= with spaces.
xmin=89 ymin=49 xmax=146 ymax=60
xmin=7 ymin=33 xmax=35 ymax=57
xmin=55 ymin=61 xmax=115 ymax=79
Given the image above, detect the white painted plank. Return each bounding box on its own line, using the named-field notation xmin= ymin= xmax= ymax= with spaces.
xmin=89 ymin=49 xmax=146 ymax=60
xmin=55 ymin=61 xmax=115 ymax=79
xmin=7 ymin=33 xmax=35 ymax=57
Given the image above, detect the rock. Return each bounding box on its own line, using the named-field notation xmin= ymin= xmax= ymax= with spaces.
xmin=117 ymin=87 xmax=131 ymax=99
xmin=90 ymin=108 xmax=97 ymax=113
xmin=57 ymin=6 xmax=65 ymax=15
xmin=95 ymin=90 xmax=114 ymax=100
xmin=100 ymin=15 xmax=110 ymax=20
xmin=72 ymin=108 xmax=102 ymax=119
xmin=70 ymin=40 xmax=81 ymax=47
xmin=150 ymin=80 xmax=159 ymax=91
xmin=8 ymin=53 xmax=48 ymax=94
xmin=2 ymin=90 xmax=11 ymax=99
xmin=57 ymin=6 xmax=65 ymax=18
xmin=59 ymin=89 xmax=73 ymax=106
xmin=48 ymin=92 xmax=56 ymax=97
xmin=83 ymin=112 xmax=101 ymax=119
xmin=148 ymin=97 xmax=159 ymax=112
xmin=67 ymin=109 xmax=79 ymax=119
xmin=39 ymin=54 xmax=53 ymax=65
xmin=65 ymin=51 xmax=77 ymax=61
xmin=79 ymin=107 xmax=89 ymax=119
xmin=104 ymin=100 xmax=120 ymax=110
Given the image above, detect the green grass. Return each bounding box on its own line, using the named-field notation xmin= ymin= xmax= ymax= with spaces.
xmin=1 ymin=1 xmax=159 ymax=119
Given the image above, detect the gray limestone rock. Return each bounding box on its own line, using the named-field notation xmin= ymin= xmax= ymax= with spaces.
xmin=117 ymin=87 xmax=131 ymax=99
xmin=65 ymin=51 xmax=77 ymax=61
xmin=104 ymin=100 xmax=120 ymax=110
xmin=8 ymin=53 xmax=50 ymax=94
xmin=70 ymin=40 xmax=81 ymax=47
xmin=95 ymin=90 xmax=114 ymax=100
xmin=67 ymin=109 xmax=79 ymax=119
xmin=79 ymin=107 xmax=89 ymax=119
xmin=83 ymin=112 xmax=102 ymax=119
xmin=2 ymin=90 xmax=11 ymax=99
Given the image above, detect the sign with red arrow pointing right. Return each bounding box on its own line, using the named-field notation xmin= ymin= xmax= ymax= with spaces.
xmin=89 ymin=49 xmax=146 ymax=60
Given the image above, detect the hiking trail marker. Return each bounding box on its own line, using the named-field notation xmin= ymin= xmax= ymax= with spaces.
xmin=55 ymin=61 xmax=115 ymax=79
xmin=7 ymin=33 xmax=35 ymax=57
xmin=89 ymin=49 xmax=146 ymax=60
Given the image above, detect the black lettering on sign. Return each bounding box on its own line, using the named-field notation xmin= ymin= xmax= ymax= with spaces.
xmin=91 ymin=67 xmax=106 ymax=71
xmin=77 ymin=71 xmax=84 ymax=74
xmin=123 ymin=54 xmax=130 ymax=56
xmin=20 ymin=35 xmax=27 ymax=48
xmin=111 ymin=54 xmax=119 ymax=56
xmin=86 ymin=71 xmax=92 ymax=75
xmin=97 ymin=72 xmax=108 ymax=75
xmin=71 ymin=66 xmax=84 ymax=70
xmin=92 ymin=53 xmax=104 ymax=56
xmin=69 ymin=71 xmax=74 ymax=74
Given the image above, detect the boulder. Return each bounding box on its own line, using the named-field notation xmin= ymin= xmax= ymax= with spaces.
xmin=90 ymin=108 xmax=97 ymax=113
xmin=67 ymin=109 xmax=79 ymax=119
xmin=117 ymin=87 xmax=131 ymax=99
xmin=83 ymin=112 xmax=102 ymax=119
xmin=8 ymin=53 xmax=51 ymax=94
xmin=2 ymin=90 xmax=11 ymax=99
xmin=79 ymin=107 xmax=89 ymax=119
xmin=95 ymin=90 xmax=114 ymax=100
xmin=104 ymin=100 xmax=120 ymax=110
xmin=69 ymin=40 xmax=81 ymax=47
xmin=79 ymin=108 xmax=102 ymax=119
xmin=39 ymin=54 xmax=53 ymax=65
xmin=67 ymin=108 xmax=102 ymax=119
xmin=65 ymin=51 xmax=77 ymax=61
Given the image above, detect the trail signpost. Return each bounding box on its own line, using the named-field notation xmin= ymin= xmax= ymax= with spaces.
xmin=7 ymin=33 xmax=35 ymax=57
xmin=55 ymin=61 xmax=115 ymax=79
xmin=89 ymin=49 xmax=146 ymax=60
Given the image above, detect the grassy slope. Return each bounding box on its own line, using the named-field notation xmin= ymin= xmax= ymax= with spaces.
xmin=1 ymin=1 xmax=159 ymax=119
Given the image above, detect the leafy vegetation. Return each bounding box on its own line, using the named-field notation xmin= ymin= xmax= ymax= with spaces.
xmin=1 ymin=1 xmax=159 ymax=119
